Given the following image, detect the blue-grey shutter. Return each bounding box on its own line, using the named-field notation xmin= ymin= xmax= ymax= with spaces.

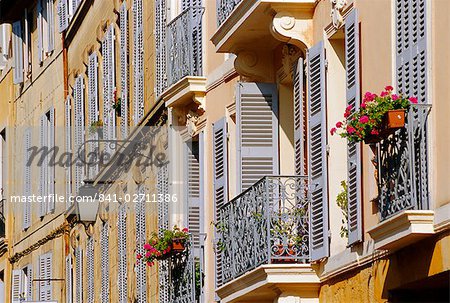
xmin=23 ymin=128 xmax=31 ymax=229
xmin=101 ymin=223 xmax=110 ymax=303
xmin=133 ymin=0 xmax=144 ymax=124
xmin=74 ymin=76 xmax=85 ymax=193
xmin=293 ymin=58 xmax=305 ymax=176
xmin=39 ymin=115 xmax=48 ymax=217
xmin=88 ymin=52 xmax=99 ymax=178
xmin=11 ymin=270 xmax=23 ymax=303
xmin=135 ymin=185 xmax=147 ymax=303
xmin=46 ymin=0 xmax=55 ymax=52
xmin=66 ymin=254 xmax=73 ymax=303
xmin=37 ymin=0 xmax=44 ymax=64
xmin=48 ymin=107 xmax=55 ymax=212
xmin=120 ymin=2 xmax=129 ymax=138
xmin=12 ymin=21 xmax=24 ymax=84
xmin=39 ymin=253 xmax=52 ymax=301
xmin=236 ymin=82 xmax=279 ymax=192
xmin=345 ymin=9 xmax=362 ymax=245
xmin=185 ymin=141 xmax=200 ymax=249
xmin=57 ymin=0 xmax=69 ymax=33
xmin=75 ymin=248 xmax=83 ymax=303
xmin=118 ymin=204 xmax=128 ymax=303
xmin=65 ymin=97 xmax=73 ymax=206
xmin=307 ymin=41 xmax=329 ymax=261
xmin=86 ymin=237 xmax=94 ymax=303
xmin=157 ymin=165 xmax=169 ymax=303
xmin=155 ymin=0 xmax=167 ymax=96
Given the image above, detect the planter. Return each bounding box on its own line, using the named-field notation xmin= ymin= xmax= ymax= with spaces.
xmin=363 ymin=109 xmax=406 ymax=144
xmin=171 ymin=238 xmax=186 ymax=252
xmin=271 ymin=244 xmax=296 ymax=263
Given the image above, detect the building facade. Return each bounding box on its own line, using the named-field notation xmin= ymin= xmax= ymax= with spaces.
xmin=0 ymin=0 xmax=448 ymax=302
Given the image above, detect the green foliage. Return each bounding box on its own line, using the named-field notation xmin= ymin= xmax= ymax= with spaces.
xmin=112 ymin=97 xmax=121 ymax=110
xmin=336 ymin=181 xmax=348 ymax=239
xmin=88 ymin=120 xmax=103 ymax=135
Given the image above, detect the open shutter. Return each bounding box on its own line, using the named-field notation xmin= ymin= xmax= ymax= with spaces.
xmin=120 ymin=2 xmax=129 ymax=138
xmin=345 ymin=9 xmax=362 ymax=245
xmin=185 ymin=141 xmax=200 ymax=248
xmin=57 ymin=0 xmax=69 ymax=33
xmin=37 ymin=0 xmax=44 ymax=63
xmin=39 ymin=253 xmax=52 ymax=301
xmin=133 ymin=0 xmax=144 ymax=124
xmin=48 ymin=107 xmax=55 ymax=212
xmin=88 ymin=52 xmax=99 ymax=178
xmin=66 ymin=255 xmax=73 ymax=303
xmin=102 ymin=25 xmax=116 ymax=152
xmin=12 ymin=21 xmax=24 ymax=84
xmin=75 ymin=248 xmax=82 ymax=303
xmin=25 ymin=265 xmax=33 ymax=301
xmin=46 ymin=0 xmax=55 ymax=52
xmin=11 ymin=270 xmax=23 ymax=303
xmin=293 ymin=58 xmax=306 ymax=176
xmin=73 ymin=76 xmax=85 ymax=193
xmin=65 ymin=97 xmax=73 ymax=204
xmin=39 ymin=115 xmax=48 ymax=217
xmin=118 ymin=205 xmax=127 ymax=303
xmin=155 ymin=0 xmax=167 ymax=96
xmin=307 ymin=41 xmax=329 ymax=261
xmin=86 ymin=237 xmax=94 ymax=303
xmin=23 ymin=129 xmax=31 ymax=229
xmin=101 ymin=223 xmax=110 ymax=303
xmin=157 ymin=165 xmax=170 ymax=303
xmin=135 ymin=185 xmax=147 ymax=303
xmin=236 ymin=82 xmax=278 ymax=192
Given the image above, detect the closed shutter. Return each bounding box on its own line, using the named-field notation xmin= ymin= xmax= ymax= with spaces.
xmin=135 ymin=185 xmax=147 ymax=303
xmin=185 ymin=141 xmax=200 ymax=248
xmin=102 ymin=25 xmax=116 ymax=153
xmin=345 ymin=9 xmax=362 ymax=245
xmin=46 ymin=0 xmax=55 ymax=52
xmin=120 ymin=2 xmax=129 ymax=138
xmin=48 ymin=107 xmax=55 ymax=212
xmin=88 ymin=52 xmax=99 ymax=178
xmin=12 ymin=21 xmax=24 ymax=84
xmin=157 ymin=165 xmax=169 ymax=303
xmin=293 ymin=58 xmax=306 ymax=176
xmin=39 ymin=115 xmax=48 ymax=217
xmin=101 ymin=223 xmax=110 ymax=303
xmin=133 ymin=0 xmax=144 ymax=124
xmin=74 ymin=76 xmax=85 ymax=193
xmin=66 ymin=255 xmax=73 ymax=303
xmin=307 ymin=41 xmax=329 ymax=261
xmin=39 ymin=253 xmax=52 ymax=301
xmin=37 ymin=0 xmax=44 ymax=63
xmin=75 ymin=248 xmax=83 ymax=303
xmin=65 ymin=97 xmax=73 ymax=205
xmin=57 ymin=0 xmax=69 ymax=33
xmin=155 ymin=0 xmax=166 ymax=96
xmin=11 ymin=269 xmax=23 ymax=303
xmin=23 ymin=128 xmax=31 ymax=229
xmin=25 ymin=265 xmax=33 ymax=301
xmin=118 ymin=204 xmax=128 ymax=303
xmin=236 ymin=82 xmax=279 ymax=192
xmin=86 ymin=237 xmax=94 ymax=303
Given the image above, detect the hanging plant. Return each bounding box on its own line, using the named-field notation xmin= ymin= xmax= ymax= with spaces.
xmin=330 ymin=86 xmax=417 ymax=143
xmin=112 ymin=89 xmax=122 ymax=117
xmin=137 ymin=226 xmax=189 ymax=267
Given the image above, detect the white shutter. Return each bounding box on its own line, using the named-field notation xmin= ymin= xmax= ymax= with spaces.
xmin=101 ymin=223 xmax=110 ymax=303
xmin=293 ymin=58 xmax=306 ymax=176
xmin=102 ymin=25 xmax=116 ymax=153
xmin=157 ymin=165 xmax=169 ymax=303
xmin=307 ymin=41 xmax=329 ymax=261
xmin=23 ymin=128 xmax=31 ymax=229
xmin=57 ymin=0 xmax=69 ymax=33
xmin=86 ymin=237 xmax=94 ymax=302
xmin=345 ymin=9 xmax=362 ymax=245
xmin=75 ymin=248 xmax=83 ymax=303
xmin=39 ymin=253 xmax=52 ymax=301
xmin=155 ymin=0 xmax=167 ymax=96
xmin=118 ymin=204 xmax=127 ymax=303
xmin=65 ymin=97 xmax=73 ymax=204
xmin=135 ymin=185 xmax=147 ymax=303
xmin=185 ymin=141 xmax=200 ymax=248
xmin=120 ymin=2 xmax=129 ymax=138
xmin=11 ymin=270 xmax=23 ymax=303
xmin=133 ymin=0 xmax=144 ymax=124
xmin=39 ymin=115 xmax=48 ymax=217
xmin=46 ymin=0 xmax=55 ymax=52
xmin=25 ymin=265 xmax=33 ymax=301
xmin=12 ymin=21 xmax=24 ymax=84
xmin=66 ymin=254 xmax=73 ymax=303
xmin=37 ymin=0 xmax=44 ymax=63
xmin=74 ymin=76 xmax=85 ymax=193
xmin=236 ymin=82 xmax=279 ymax=192
xmin=48 ymin=107 xmax=55 ymax=212
xmin=88 ymin=52 xmax=99 ymax=178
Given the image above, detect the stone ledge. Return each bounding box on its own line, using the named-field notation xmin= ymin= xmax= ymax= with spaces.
xmin=368 ymin=210 xmax=435 ymax=251
xmin=160 ymin=76 xmax=207 ymax=111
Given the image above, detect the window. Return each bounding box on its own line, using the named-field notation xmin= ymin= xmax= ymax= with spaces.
xmin=11 ymin=265 xmax=33 ymax=303
xmin=0 ymin=25 xmax=10 ymax=70
xmin=39 ymin=108 xmax=55 ymax=216
xmin=23 ymin=128 xmax=31 ymax=230
xmin=39 ymin=253 xmax=52 ymax=301
xmin=37 ymin=0 xmax=55 ymax=64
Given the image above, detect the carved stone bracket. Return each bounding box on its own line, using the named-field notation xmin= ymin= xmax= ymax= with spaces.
xmin=234 ymin=49 xmax=274 ymax=82
xmin=330 ymin=0 xmax=348 ymax=29
xmin=186 ymin=110 xmax=200 ymax=137
xmin=271 ymin=12 xmax=312 ymax=50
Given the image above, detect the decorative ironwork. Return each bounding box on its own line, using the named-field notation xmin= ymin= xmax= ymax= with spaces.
xmin=166 ymin=7 xmax=204 ymax=87
xmin=216 ymin=0 xmax=243 ymax=26
xmin=216 ymin=176 xmax=310 ymax=287
xmin=378 ymin=104 xmax=431 ymax=220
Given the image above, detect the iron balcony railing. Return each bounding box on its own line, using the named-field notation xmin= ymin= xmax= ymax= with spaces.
xmin=215 ymin=176 xmax=310 ymax=287
xmin=216 ymin=0 xmax=243 ymax=26
xmin=377 ymin=104 xmax=432 ymax=220
xmin=166 ymin=6 xmax=204 ymax=88
xmin=0 ymin=198 xmax=5 ymax=237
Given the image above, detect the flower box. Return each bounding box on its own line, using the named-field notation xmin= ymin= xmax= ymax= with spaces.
xmin=364 ymin=109 xmax=406 ymax=144
xmin=171 ymin=238 xmax=186 ymax=252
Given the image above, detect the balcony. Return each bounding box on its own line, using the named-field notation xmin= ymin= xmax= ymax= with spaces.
xmin=215 ymin=176 xmax=319 ymax=302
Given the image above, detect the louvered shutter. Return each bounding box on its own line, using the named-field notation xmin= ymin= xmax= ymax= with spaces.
xmin=74 ymin=76 xmax=85 ymax=193
xmin=48 ymin=107 xmax=55 ymax=212
xmin=23 ymin=128 xmax=31 ymax=229
xmin=66 ymin=255 xmax=73 ymax=303
xmin=307 ymin=41 xmax=329 ymax=261
xmin=37 ymin=0 xmax=44 ymax=63
xmin=11 ymin=269 xmax=23 ymax=303
xmin=345 ymin=9 xmax=362 ymax=245
xmin=75 ymin=248 xmax=83 ymax=303
xmin=57 ymin=0 xmax=69 ymax=33
xmin=101 ymin=223 xmax=110 ymax=303
xmin=185 ymin=141 xmax=200 ymax=248
xmin=39 ymin=253 xmax=52 ymax=301
xmin=236 ymin=82 xmax=279 ymax=192
xmin=88 ymin=52 xmax=99 ymax=178
xmin=293 ymin=58 xmax=306 ymax=176
xmin=102 ymin=25 xmax=116 ymax=153
xmin=157 ymin=165 xmax=169 ymax=303
xmin=135 ymin=185 xmax=147 ymax=303
xmin=39 ymin=115 xmax=48 ymax=217
xmin=46 ymin=0 xmax=55 ymax=52
xmin=155 ymin=0 xmax=166 ymax=96
xmin=120 ymin=2 xmax=129 ymax=138
xmin=118 ymin=204 xmax=127 ymax=303
xmin=25 ymin=265 xmax=33 ymax=301
xmin=133 ymin=0 xmax=144 ymax=124
xmin=65 ymin=97 xmax=73 ymax=204
xmin=86 ymin=237 xmax=94 ymax=303
xmin=12 ymin=21 xmax=24 ymax=84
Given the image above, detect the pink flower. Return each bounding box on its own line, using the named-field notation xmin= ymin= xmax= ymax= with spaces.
xmin=361 ymin=102 xmax=367 ymax=109
xmin=371 ymin=129 xmax=379 ymax=135
xmin=336 ymin=121 xmax=343 ymax=128
xmin=364 ymin=92 xmax=375 ymax=102
xmin=145 ymin=252 xmax=152 ymax=258
xmin=409 ymin=96 xmax=418 ymax=104
xmin=344 ymin=111 xmax=350 ymax=118
xmin=182 ymin=228 xmax=189 ymax=233
xmin=385 ymin=85 xmax=394 ymax=91
xmin=380 ymin=91 xmax=389 ymax=97
xmin=147 ymin=261 xmax=152 ymax=267
xmin=136 ymin=254 xmax=142 ymax=260
xmin=391 ymin=94 xmax=399 ymax=101
xmin=359 ymin=116 xmax=369 ymax=124
xmin=346 ymin=105 xmax=353 ymax=111
xmin=144 ymin=244 xmax=152 ymax=250
xmin=330 ymin=127 xmax=337 ymax=135
xmin=347 ymin=126 xmax=356 ymax=134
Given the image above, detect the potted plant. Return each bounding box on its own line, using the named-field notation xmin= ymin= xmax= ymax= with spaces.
xmin=112 ymin=97 xmax=122 ymax=117
xmin=89 ymin=120 xmax=103 ymax=138
xmin=330 ymin=86 xmax=418 ymax=144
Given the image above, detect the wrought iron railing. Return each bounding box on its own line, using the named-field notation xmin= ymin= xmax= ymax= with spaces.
xmin=377 ymin=104 xmax=431 ymax=220
xmin=216 ymin=0 xmax=243 ymax=26
xmin=215 ymin=176 xmax=310 ymax=287
xmin=0 ymin=198 xmax=5 ymax=237
xmin=166 ymin=7 xmax=204 ymax=88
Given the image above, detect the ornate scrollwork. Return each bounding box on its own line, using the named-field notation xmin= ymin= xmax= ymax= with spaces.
xmin=330 ymin=0 xmax=347 ymax=29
